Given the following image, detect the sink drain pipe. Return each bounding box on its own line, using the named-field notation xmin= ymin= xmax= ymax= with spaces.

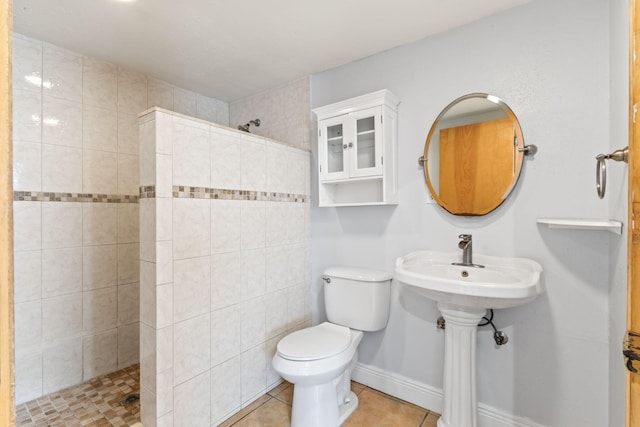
xmin=437 ymin=309 xmax=508 ymax=346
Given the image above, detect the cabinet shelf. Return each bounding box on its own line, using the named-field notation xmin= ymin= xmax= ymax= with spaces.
xmin=536 ymin=218 xmax=623 ymax=235
xmin=357 ymin=129 xmax=375 ymax=136
xmin=327 ymin=136 xmax=343 ymax=142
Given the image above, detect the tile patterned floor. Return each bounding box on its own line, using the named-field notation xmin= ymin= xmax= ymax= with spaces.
xmin=220 ymin=381 xmax=441 ymax=427
xmin=15 ymin=364 xmax=140 ymax=427
xmin=15 ymin=364 xmax=440 ymax=427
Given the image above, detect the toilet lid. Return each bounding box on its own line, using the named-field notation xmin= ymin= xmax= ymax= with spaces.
xmin=277 ymin=322 xmax=351 ymax=361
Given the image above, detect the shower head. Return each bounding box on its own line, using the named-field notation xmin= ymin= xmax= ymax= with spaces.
xmin=237 ymin=118 xmax=261 ymax=133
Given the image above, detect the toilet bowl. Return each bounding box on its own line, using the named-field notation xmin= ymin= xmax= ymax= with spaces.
xmin=272 ymin=267 xmax=391 ymax=427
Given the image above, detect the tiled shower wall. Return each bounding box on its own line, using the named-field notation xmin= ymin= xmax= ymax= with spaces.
xmin=12 ymin=32 xmax=229 ymax=405
xmin=230 ymin=77 xmax=311 ymax=151
xmin=138 ymin=109 xmax=311 ymax=427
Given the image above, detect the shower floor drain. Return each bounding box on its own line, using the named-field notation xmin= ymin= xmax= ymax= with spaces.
xmin=121 ymin=393 xmax=140 ymax=405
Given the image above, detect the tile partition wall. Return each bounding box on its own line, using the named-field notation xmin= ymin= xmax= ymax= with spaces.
xmin=12 ymin=32 xmax=229 ymax=405
xmin=229 ymin=77 xmax=311 ymax=151
xmin=138 ymin=108 xmax=311 ymax=427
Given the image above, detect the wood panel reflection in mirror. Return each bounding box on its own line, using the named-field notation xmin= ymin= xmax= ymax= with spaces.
xmin=423 ymin=93 xmax=525 ymax=216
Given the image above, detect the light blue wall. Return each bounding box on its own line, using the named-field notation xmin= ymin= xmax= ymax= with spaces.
xmin=310 ymin=0 xmax=618 ymax=425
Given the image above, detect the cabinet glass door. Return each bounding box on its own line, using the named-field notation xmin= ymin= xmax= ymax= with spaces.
xmin=327 ymin=124 xmax=345 ymax=174
xmin=351 ymin=107 xmax=383 ymax=177
xmin=319 ymin=117 xmax=349 ymax=181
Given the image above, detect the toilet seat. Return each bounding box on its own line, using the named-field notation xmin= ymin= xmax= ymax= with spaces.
xmin=277 ymin=322 xmax=351 ymax=361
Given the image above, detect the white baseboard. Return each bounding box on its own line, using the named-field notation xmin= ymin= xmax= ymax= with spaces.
xmin=352 ymin=363 xmax=546 ymax=427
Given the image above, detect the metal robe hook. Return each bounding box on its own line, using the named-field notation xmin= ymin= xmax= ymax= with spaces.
xmin=596 ymin=146 xmax=628 ymax=199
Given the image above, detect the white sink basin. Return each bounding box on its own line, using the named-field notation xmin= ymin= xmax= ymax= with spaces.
xmin=394 ymin=251 xmax=543 ymax=309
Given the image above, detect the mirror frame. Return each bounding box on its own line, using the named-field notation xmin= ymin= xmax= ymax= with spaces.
xmin=423 ymin=93 xmax=525 ymax=216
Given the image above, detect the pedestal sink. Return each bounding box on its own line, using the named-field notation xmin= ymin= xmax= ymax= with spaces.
xmin=394 ymin=251 xmax=543 ymax=427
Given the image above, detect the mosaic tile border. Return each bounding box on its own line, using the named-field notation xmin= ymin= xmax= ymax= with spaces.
xmin=139 ymin=185 xmax=308 ymax=203
xmin=13 ymin=191 xmax=139 ymax=203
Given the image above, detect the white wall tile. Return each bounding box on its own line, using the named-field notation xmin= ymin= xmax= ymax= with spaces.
xmin=265 ymin=202 xmax=287 ymax=248
xmin=211 ymin=305 xmax=240 ymax=366
xmin=139 ymin=119 xmax=156 ymax=187
xmin=117 ymin=203 xmax=139 ymax=244
xmin=83 ymin=149 xmax=118 ymax=194
xmin=14 ymin=250 xmax=42 ymax=303
xmin=43 ymin=337 xmax=83 ymax=394
xmin=156 ymin=198 xmax=173 ymax=242
xmin=157 ymin=325 xmax=173 ymax=374
xmin=156 ymin=154 xmax=172 ymax=198
xmin=241 ymin=201 xmax=266 ymax=250
xmin=118 ymin=243 xmax=140 ymax=285
xmin=241 ymin=248 xmax=266 ymax=301
xmin=265 ymin=290 xmax=288 ymax=340
xmin=211 ymin=252 xmax=241 ymax=311
xmin=118 ymin=153 xmax=140 ymax=195
xmin=139 ymin=260 xmax=156 ymax=327
xmin=83 ymin=57 xmax=117 ymax=110
xmin=13 ymin=89 xmax=42 ymax=142
xmin=118 ymin=113 xmax=139 ymax=155
xmin=83 ymin=105 xmax=118 ymax=152
xmin=240 ymin=297 xmax=266 ymax=352
xmin=195 ymin=94 xmax=219 ymax=123
xmin=13 ymin=202 xmax=41 ymax=251
xmin=83 ymin=330 xmax=118 ymax=379
xmin=210 ymin=128 xmax=241 ymax=190
xmin=173 ymin=314 xmax=210 ymax=385
xmin=118 ymin=322 xmax=140 ymax=368
xmin=210 ymin=356 xmax=241 ymax=425
xmin=118 ymin=67 xmax=148 ymax=115
xmin=83 ymin=286 xmax=117 ymax=334
xmin=83 ymin=244 xmax=118 ymax=290
xmin=266 ymin=246 xmax=289 ymax=292
xmin=139 ymin=199 xmax=156 ymax=262
xmin=173 ymin=198 xmax=210 ymax=260
xmin=140 ymin=384 xmax=157 ymax=427
xmin=14 ymin=300 xmax=42 ymax=352
xmin=173 ymin=88 xmax=197 ymax=117
xmin=156 ymin=241 xmax=173 ymax=286
xmin=266 ymin=145 xmax=288 ymax=194
xmin=240 ymin=343 xmax=266 ymax=403
xmin=13 ymin=141 xmax=41 ymax=191
xmin=173 ymin=371 xmax=210 ymax=427
xmin=42 ymin=293 xmax=82 ymax=344
xmin=118 ymin=282 xmax=139 ymax=326
xmin=42 ymin=247 xmax=82 ymax=297
xmin=42 ymin=96 xmax=82 ymax=148
xmin=42 ymin=202 xmax=82 ymax=249
xmin=83 ymin=203 xmax=117 ymax=246
xmin=42 ymin=144 xmax=83 ymax=193
xmin=12 ymin=35 xmax=42 ymax=94
xmin=211 ymin=200 xmax=240 ymax=254
xmin=240 ymin=137 xmax=266 ymax=191
xmin=148 ymin=79 xmax=174 ymax=110
xmin=172 ymin=123 xmax=210 ymax=188
xmin=155 ymin=112 xmax=173 ymax=155
xmin=265 ymin=336 xmax=281 ymax=388
xmin=15 ymin=350 xmax=43 ymax=404
xmin=42 ymin=43 xmax=83 ymax=102
xmin=156 ymin=368 xmax=174 ymax=417
xmin=156 ymin=283 xmax=173 ymax=329
xmin=287 ymin=283 xmax=308 ymax=327
xmin=173 ymin=256 xmax=210 ymax=323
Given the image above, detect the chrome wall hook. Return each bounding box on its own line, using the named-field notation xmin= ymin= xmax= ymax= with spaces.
xmin=596 ymin=146 xmax=628 ymax=199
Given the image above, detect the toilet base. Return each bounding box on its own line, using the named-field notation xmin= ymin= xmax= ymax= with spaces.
xmin=291 ymin=386 xmax=359 ymax=427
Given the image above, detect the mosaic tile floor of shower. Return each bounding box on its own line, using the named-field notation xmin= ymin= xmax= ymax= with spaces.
xmin=15 ymin=363 xmax=440 ymax=426
xmin=15 ymin=364 xmax=140 ymax=427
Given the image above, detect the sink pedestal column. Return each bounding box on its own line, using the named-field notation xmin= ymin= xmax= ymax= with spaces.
xmin=437 ymin=302 xmax=486 ymax=427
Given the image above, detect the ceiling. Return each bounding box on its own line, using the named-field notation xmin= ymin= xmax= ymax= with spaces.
xmin=12 ymin=0 xmax=530 ymax=102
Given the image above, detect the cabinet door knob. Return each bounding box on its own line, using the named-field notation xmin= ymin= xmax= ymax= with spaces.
xmin=348 ymin=142 xmax=353 ymax=148
xmin=343 ymin=144 xmax=348 ymax=149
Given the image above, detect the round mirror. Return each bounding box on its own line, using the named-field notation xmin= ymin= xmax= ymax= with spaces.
xmin=423 ymin=93 xmax=525 ymax=216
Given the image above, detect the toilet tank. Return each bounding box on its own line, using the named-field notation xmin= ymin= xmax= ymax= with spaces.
xmin=323 ymin=267 xmax=392 ymax=332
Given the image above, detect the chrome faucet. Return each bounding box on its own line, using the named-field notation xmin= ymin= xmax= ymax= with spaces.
xmin=452 ymin=234 xmax=484 ymax=268
xmin=458 ymin=234 xmax=473 ymax=264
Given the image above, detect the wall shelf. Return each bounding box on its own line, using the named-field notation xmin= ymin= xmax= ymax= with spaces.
xmin=536 ymin=218 xmax=624 ymax=235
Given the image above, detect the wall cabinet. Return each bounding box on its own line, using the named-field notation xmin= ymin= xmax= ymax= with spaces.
xmin=314 ymin=90 xmax=399 ymax=207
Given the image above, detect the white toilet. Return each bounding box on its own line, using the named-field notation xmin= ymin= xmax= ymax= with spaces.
xmin=272 ymin=267 xmax=392 ymax=427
